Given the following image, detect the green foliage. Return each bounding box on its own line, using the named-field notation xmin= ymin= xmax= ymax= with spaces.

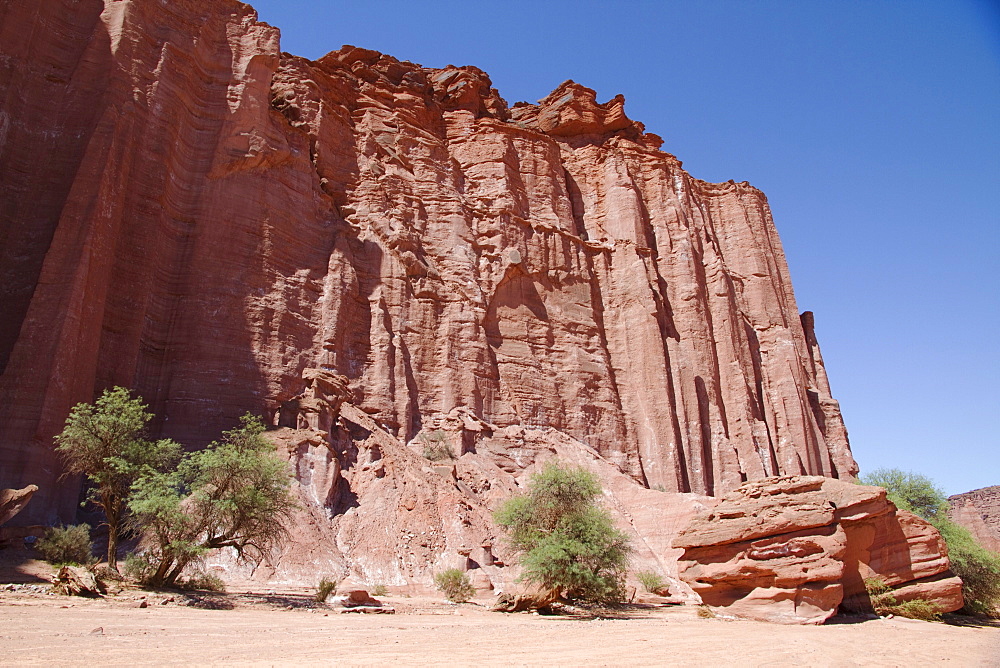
xmin=54 ymin=387 xmax=182 ymax=569
xmin=862 ymin=468 xmax=1000 ymax=617
xmin=179 ymin=570 xmax=227 ymax=592
xmin=636 ymin=570 xmax=666 ymax=594
xmin=864 ymin=576 xmax=941 ymax=621
xmin=434 ymin=568 xmax=475 ymax=603
xmin=495 ymin=462 xmax=631 ymax=603
xmin=316 ymin=577 xmax=339 ymax=602
xmin=128 ymin=414 xmax=295 ymax=588
xmin=860 ymin=468 xmax=948 ymax=521
xmin=35 ymin=524 xmax=95 ymax=566
xmin=371 ymin=583 xmax=389 ymax=597
xmin=935 ymin=520 xmax=1000 ymax=617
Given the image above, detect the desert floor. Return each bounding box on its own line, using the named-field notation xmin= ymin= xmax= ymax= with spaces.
xmin=2 ymin=584 xmax=998 ymax=668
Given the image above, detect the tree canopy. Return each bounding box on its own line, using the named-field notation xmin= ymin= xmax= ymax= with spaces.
xmin=128 ymin=414 xmax=295 ymax=587
xmin=495 ymin=462 xmax=631 ymax=603
xmin=55 ymin=387 xmax=181 ymax=569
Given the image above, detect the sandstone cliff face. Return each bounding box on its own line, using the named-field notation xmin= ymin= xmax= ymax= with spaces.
xmin=0 ymin=0 xmax=855 ymax=528
xmin=950 ymin=486 xmax=1000 ymax=554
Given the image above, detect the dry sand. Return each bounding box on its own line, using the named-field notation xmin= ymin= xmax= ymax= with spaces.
xmin=1 ymin=587 xmax=998 ymax=667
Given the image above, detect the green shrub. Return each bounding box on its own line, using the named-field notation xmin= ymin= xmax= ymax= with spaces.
xmin=495 ymin=462 xmax=631 ymax=603
xmin=864 ymin=576 xmax=940 ymax=621
xmin=179 ymin=570 xmax=226 ymax=592
xmin=35 ymin=524 xmax=95 ymax=566
xmin=371 ymin=583 xmax=389 ymax=597
xmin=434 ymin=568 xmax=475 ymax=603
xmin=861 ymin=468 xmax=1000 ymax=617
xmin=636 ymin=570 xmax=666 ymax=594
xmin=316 ymin=577 xmax=339 ymax=602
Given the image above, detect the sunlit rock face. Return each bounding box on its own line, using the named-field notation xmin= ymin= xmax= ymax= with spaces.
xmin=0 ymin=0 xmax=856 ymax=526
xmin=674 ymin=476 xmax=964 ymax=624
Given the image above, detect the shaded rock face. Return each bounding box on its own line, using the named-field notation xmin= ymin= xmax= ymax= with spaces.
xmin=674 ymin=476 xmax=963 ymax=624
xmin=0 ymin=0 xmax=855 ymax=529
xmin=949 ymin=486 xmax=1000 ymax=553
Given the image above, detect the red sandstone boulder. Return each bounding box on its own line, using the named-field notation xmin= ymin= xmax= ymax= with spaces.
xmin=674 ymin=476 xmax=964 ymax=624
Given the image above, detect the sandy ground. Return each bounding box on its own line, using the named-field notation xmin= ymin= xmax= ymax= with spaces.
xmin=1 ymin=586 xmax=998 ymax=668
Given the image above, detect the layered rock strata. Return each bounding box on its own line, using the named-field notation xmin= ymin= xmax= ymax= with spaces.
xmin=0 ymin=0 xmax=856 ymax=527
xmin=674 ymin=476 xmax=964 ymax=624
xmin=949 ymin=486 xmax=1000 ymax=553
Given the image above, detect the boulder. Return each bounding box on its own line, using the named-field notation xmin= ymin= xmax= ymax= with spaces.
xmin=675 ymin=476 xmax=964 ymax=624
xmin=52 ymin=565 xmax=105 ymax=597
xmin=0 ymin=485 xmax=38 ymax=526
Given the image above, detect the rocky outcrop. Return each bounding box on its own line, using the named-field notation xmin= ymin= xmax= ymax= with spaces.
xmin=0 ymin=0 xmax=856 ymax=528
xmin=949 ymin=486 xmax=1000 ymax=554
xmin=0 ymin=485 xmax=37 ymax=526
xmin=674 ymin=476 xmax=963 ymax=624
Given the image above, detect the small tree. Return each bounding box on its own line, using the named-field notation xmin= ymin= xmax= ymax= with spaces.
xmin=55 ymin=387 xmax=181 ymax=570
xmin=129 ymin=414 xmax=295 ymax=587
xmin=495 ymin=462 xmax=631 ymax=603
xmin=861 ymin=468 xmax=1000 ymax=617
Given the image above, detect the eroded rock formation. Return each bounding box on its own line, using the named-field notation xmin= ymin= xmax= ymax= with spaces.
xmin=674 ymin=476 xmax=964 ymax=624
xmin=0 ymin=0 xmax=856 ymax=528
xmin=0 ymin=485 xmax=37 ymax=526
xmin=949 ymin=486 xmax=1000 ymax=553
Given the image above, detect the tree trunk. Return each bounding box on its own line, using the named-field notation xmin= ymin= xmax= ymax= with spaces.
xmin=164 ymin=559 xmax=188 ymax=588
xmin=149 ymin=557 xmax=175 ymax=588
xmin=103 ymin=492 xmax=121 ymax=571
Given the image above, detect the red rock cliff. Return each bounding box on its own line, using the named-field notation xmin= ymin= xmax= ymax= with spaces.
xmin=0 ymin=0 xmax=857 ymax=524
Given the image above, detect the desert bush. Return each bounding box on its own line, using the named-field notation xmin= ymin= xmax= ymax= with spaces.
xmin=316 ymin=577 xmax=339 ymax=602
xmin=434 ymin=568 xmax=475 ymax=603
xmin=636 ymin=570 xmax=666 ymax=593
xmin=371 ymin=583 xmax=389 ymax=597
xmin=495 ymin=462 xmax=631 ymax=603
xmin=696 ymin=605 xmax=715 ymax=618
xmin=420 ymin=430 xmax=454 ymax=462
xmin=861 ymin=468 xmax=1000 ymax=617
xmin=179 ymin=570 xmax=226 ymax=592
xmin=935 ymin=520 xmax=1000 ymax=617
xmin=864 ymin=576 xmax=940 ymax=621
xmin=35 ymin=524 xmax=95 ymax=566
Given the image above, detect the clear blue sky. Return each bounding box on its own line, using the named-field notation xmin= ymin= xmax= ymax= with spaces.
xmin=248 ymin=0 xmax=1000 ymax=496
